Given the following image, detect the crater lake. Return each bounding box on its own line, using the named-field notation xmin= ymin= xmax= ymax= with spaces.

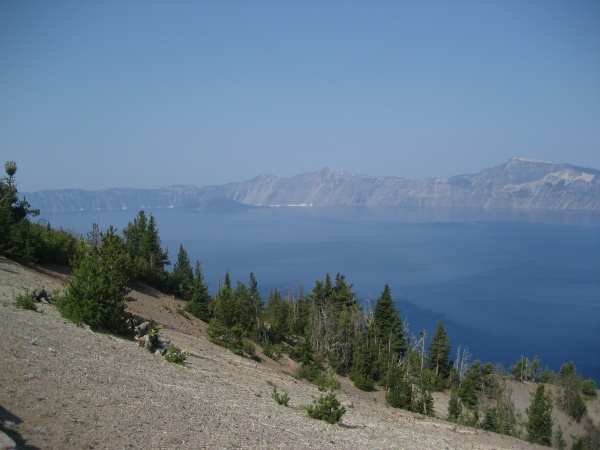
xmin=38 ymin=206 xmax=600 ymax=381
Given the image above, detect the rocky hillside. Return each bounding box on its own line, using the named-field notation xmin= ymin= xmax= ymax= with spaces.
xmin=0 ymin=257 xmax=560 ymax=449
xmin=26 ymin=158 xmax=600 ymax=212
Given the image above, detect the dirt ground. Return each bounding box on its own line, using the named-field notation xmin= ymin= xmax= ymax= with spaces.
xmin=1 ymin=256 xmax=596 ymax=449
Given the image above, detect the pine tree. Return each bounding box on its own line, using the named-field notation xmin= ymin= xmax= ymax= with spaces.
xmin=525 ymin=384 xmax=553 ymax=446
xmin=57 ymin=224 xmax=131 ymax=334
xmin=186 ymin=260 xmax=211 ymax=321
xmin=263 ymin=289 xmax=289 ymax=344
xmin=553 ymin=426 xmax=567 ymax=450
xmin=495 ymin=379 xmax=517 ymax=436
xmin=247 ymin=272 xmax=263 ymax=338
xmin=172 ymin=244 xmax=194 ymax=300
xmin=557 ymin=362 xmax=587 ymax=422
xmin=481 ymin=408 xmax=499 ymax=433
xmin=459 ymin=366 xmax=479 ymax=411
xmin=413 ymin=368 xmax=436 ymax=416
xmin=385 ymin=362 xmax=412 ymax=409
xmin=123 ymin=211 xmax=169 ymax=287
xmin=208 ymin=271 xmax=244 ymax=352
xmin=349 ymin=331 xmax=375 ymax=391
xmin=0 ymin=161 xmax=39 ymax=258
xmin=447 ymin=387 xmax=462 ymax=422
xmin=373 ymin=284 xmax=405 ymax=381
xmin=233 ymin=280 xmax=252 ymax=334
xmin=306 ymin=369 xmax=346 ymax=426
xmin=428 ymin=321 xmax=451 ymax=389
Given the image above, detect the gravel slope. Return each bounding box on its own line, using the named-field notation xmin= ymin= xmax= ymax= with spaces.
xmin=0 ymin=257 xmax=548 ymax=449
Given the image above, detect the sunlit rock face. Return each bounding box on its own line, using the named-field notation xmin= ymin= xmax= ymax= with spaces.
xmin=26 ymin=158 xmax=600 ymax=212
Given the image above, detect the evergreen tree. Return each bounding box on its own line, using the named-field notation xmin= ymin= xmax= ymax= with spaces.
xmin=247 ymin=272 xmax=263 ymax=338
xmin=349 ymin=330 xmax=375 ymax=390
xmin=208 ymin=271 xmax=244 ymax=352
xmin=0 ymin=161 xmax=39 ymax=258
xmin=296 ymin=331 xmax=322 ymax=382
xmin=480 ymin=362 xmax=500 ymax=398
xmin=123 ymin=211 xmax=169 ymax=287
xmin=373 ymin=284 xmax=405 ymax=381
xmin=581 ymin=378 xmax=597 ymax=397
xmin=306 ymin=369 xmax=346 ymax=425
xmin=233 ymin=280 xmax=250 ymax=327
xmin=213 ymin=272 xmax=237 ymax=328
xmin=329 ymin=273 xmax=360 ymax=374
xmin=186 ymin=260 xmax=211 ymax=321
xmin=385 ymin=363 xmax=412 ymax=409
xmin=172 ymin=244 xmax=194 ymax=300
xmin=553 ymin=426 xmax=567 ymax=450
xmin=306 ymin=275 xmax=334 ymax=363
xmin=428 ymin=321 xmax=451 ymax=389
xmin=481 ymin=408 xmax=499 ymax=433
xmin=571 ymin=437 xmax=588 ymax=450
xmin=287 ymin=285 xmax=309 ymax=336
xmin=263 ymin=289 xmax=289 ymax=344
xmin=525 ymin=384 xmax=553 ymax=446
xmin=557 ymin=362 xmax=587 ymax=422
xmin=57 ymin=224 xmax=131 ymax=334
xmin=459 ymin=364 xmax=479 ymax=412
xmin=413 ymin=368 xmax=436 ymax=416
xmin=447 ymin=388 xmax=462 ymax=422
xmin=495 ymin=379 xmax=518 ymax=437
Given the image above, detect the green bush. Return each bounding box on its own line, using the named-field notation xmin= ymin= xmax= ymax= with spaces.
xmin=242 ymin=339 xmax=256 ymax=357
xmin=295 ymin=363 xmax=322 ymax=383
xmin=316 ymin=368 xmax=341 ymax=392
xmin=14 ymin=292 xmax=36 ymax=311
xmin=164 ymin=345 xmax=188 ymax=365
xmin=349 ymin=372 xmax=374 ymax=391
xmin=207 ymin=319 xmax=248 ymax=355
xmin=568 ymin=392 xmax=587 ymax=423
xmin=271 ymin=386 xmax=290 ymax=406
xmin=306 ymin=390 xmax=346 ymax=424
xmin=263 ymin=341 xmax=290 ymax=359
xmin=146 ymin=320 xmax=164 ymax=348
xmin=581 ymin=378 xmax=597 ymax=397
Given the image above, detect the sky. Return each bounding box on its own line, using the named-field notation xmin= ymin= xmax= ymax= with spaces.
xmin=1 ymin=1 xmax=599 ymax=192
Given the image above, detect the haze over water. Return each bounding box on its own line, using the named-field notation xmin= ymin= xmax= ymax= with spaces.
xmin=40 ymin=206 xmax=600 ymax=381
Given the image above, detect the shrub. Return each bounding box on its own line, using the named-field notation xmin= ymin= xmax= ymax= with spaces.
xmin=207 ymin=319 xmax=244 ymax=355
xmin=164 ymin=345 xmax=188 ymax=365
xmin=14 ymin=292 xmax=36 ymax=311
xmin=305 ymin=368 xmax=346 ymax=424
xmin=306 ymin=390 xmax=346 ymax=424
xmin=147 ymin=320 xmax=164 ymax=348
xmin=263 ymin=341 xmax=290 ymax=359
xmin=349 ymin=372 xmax=374 ymax=391
xmin=581 ymin=378 xmax=597 ymax=397
xmin=242 ymin=339 xmax=256 ymax=357
xmin=568 ymin=392 xmax=587 ymax=423
xmin=295 ymin=363 xmax=321 ymax=383
xmin=316 ymin=368 xmax=341 ymax=392
xmin=271 ymin=386 xmax=290 ymax=406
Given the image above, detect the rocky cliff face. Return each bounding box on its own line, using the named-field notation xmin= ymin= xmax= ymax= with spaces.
xmin=26 ymin=158 xmax=600 ymax=212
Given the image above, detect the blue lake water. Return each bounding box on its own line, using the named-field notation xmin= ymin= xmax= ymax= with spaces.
xmin=38 ymin=207 xmax=600 ymax=381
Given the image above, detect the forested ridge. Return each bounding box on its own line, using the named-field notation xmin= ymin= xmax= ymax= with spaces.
xmin=3 ymin=160 xmax=599 ymax=449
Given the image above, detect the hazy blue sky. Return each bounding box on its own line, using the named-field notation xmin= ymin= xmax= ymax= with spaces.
xmin=2 ymin=1 xmax=599 ymax=192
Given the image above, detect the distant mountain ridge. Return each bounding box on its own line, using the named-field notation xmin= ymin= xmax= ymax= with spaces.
xmin=25 ymin=158 xmax=600 ymax=212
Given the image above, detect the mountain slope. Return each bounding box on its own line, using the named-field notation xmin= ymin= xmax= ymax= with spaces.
xmin=25 ymin=158 xmax=600 ymax=212
xmin=0 ymin=257 xmax=548 ymax=449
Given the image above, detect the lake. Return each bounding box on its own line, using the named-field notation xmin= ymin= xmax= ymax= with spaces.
xmin=38 ymin=206 xmax=600 ymax=381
